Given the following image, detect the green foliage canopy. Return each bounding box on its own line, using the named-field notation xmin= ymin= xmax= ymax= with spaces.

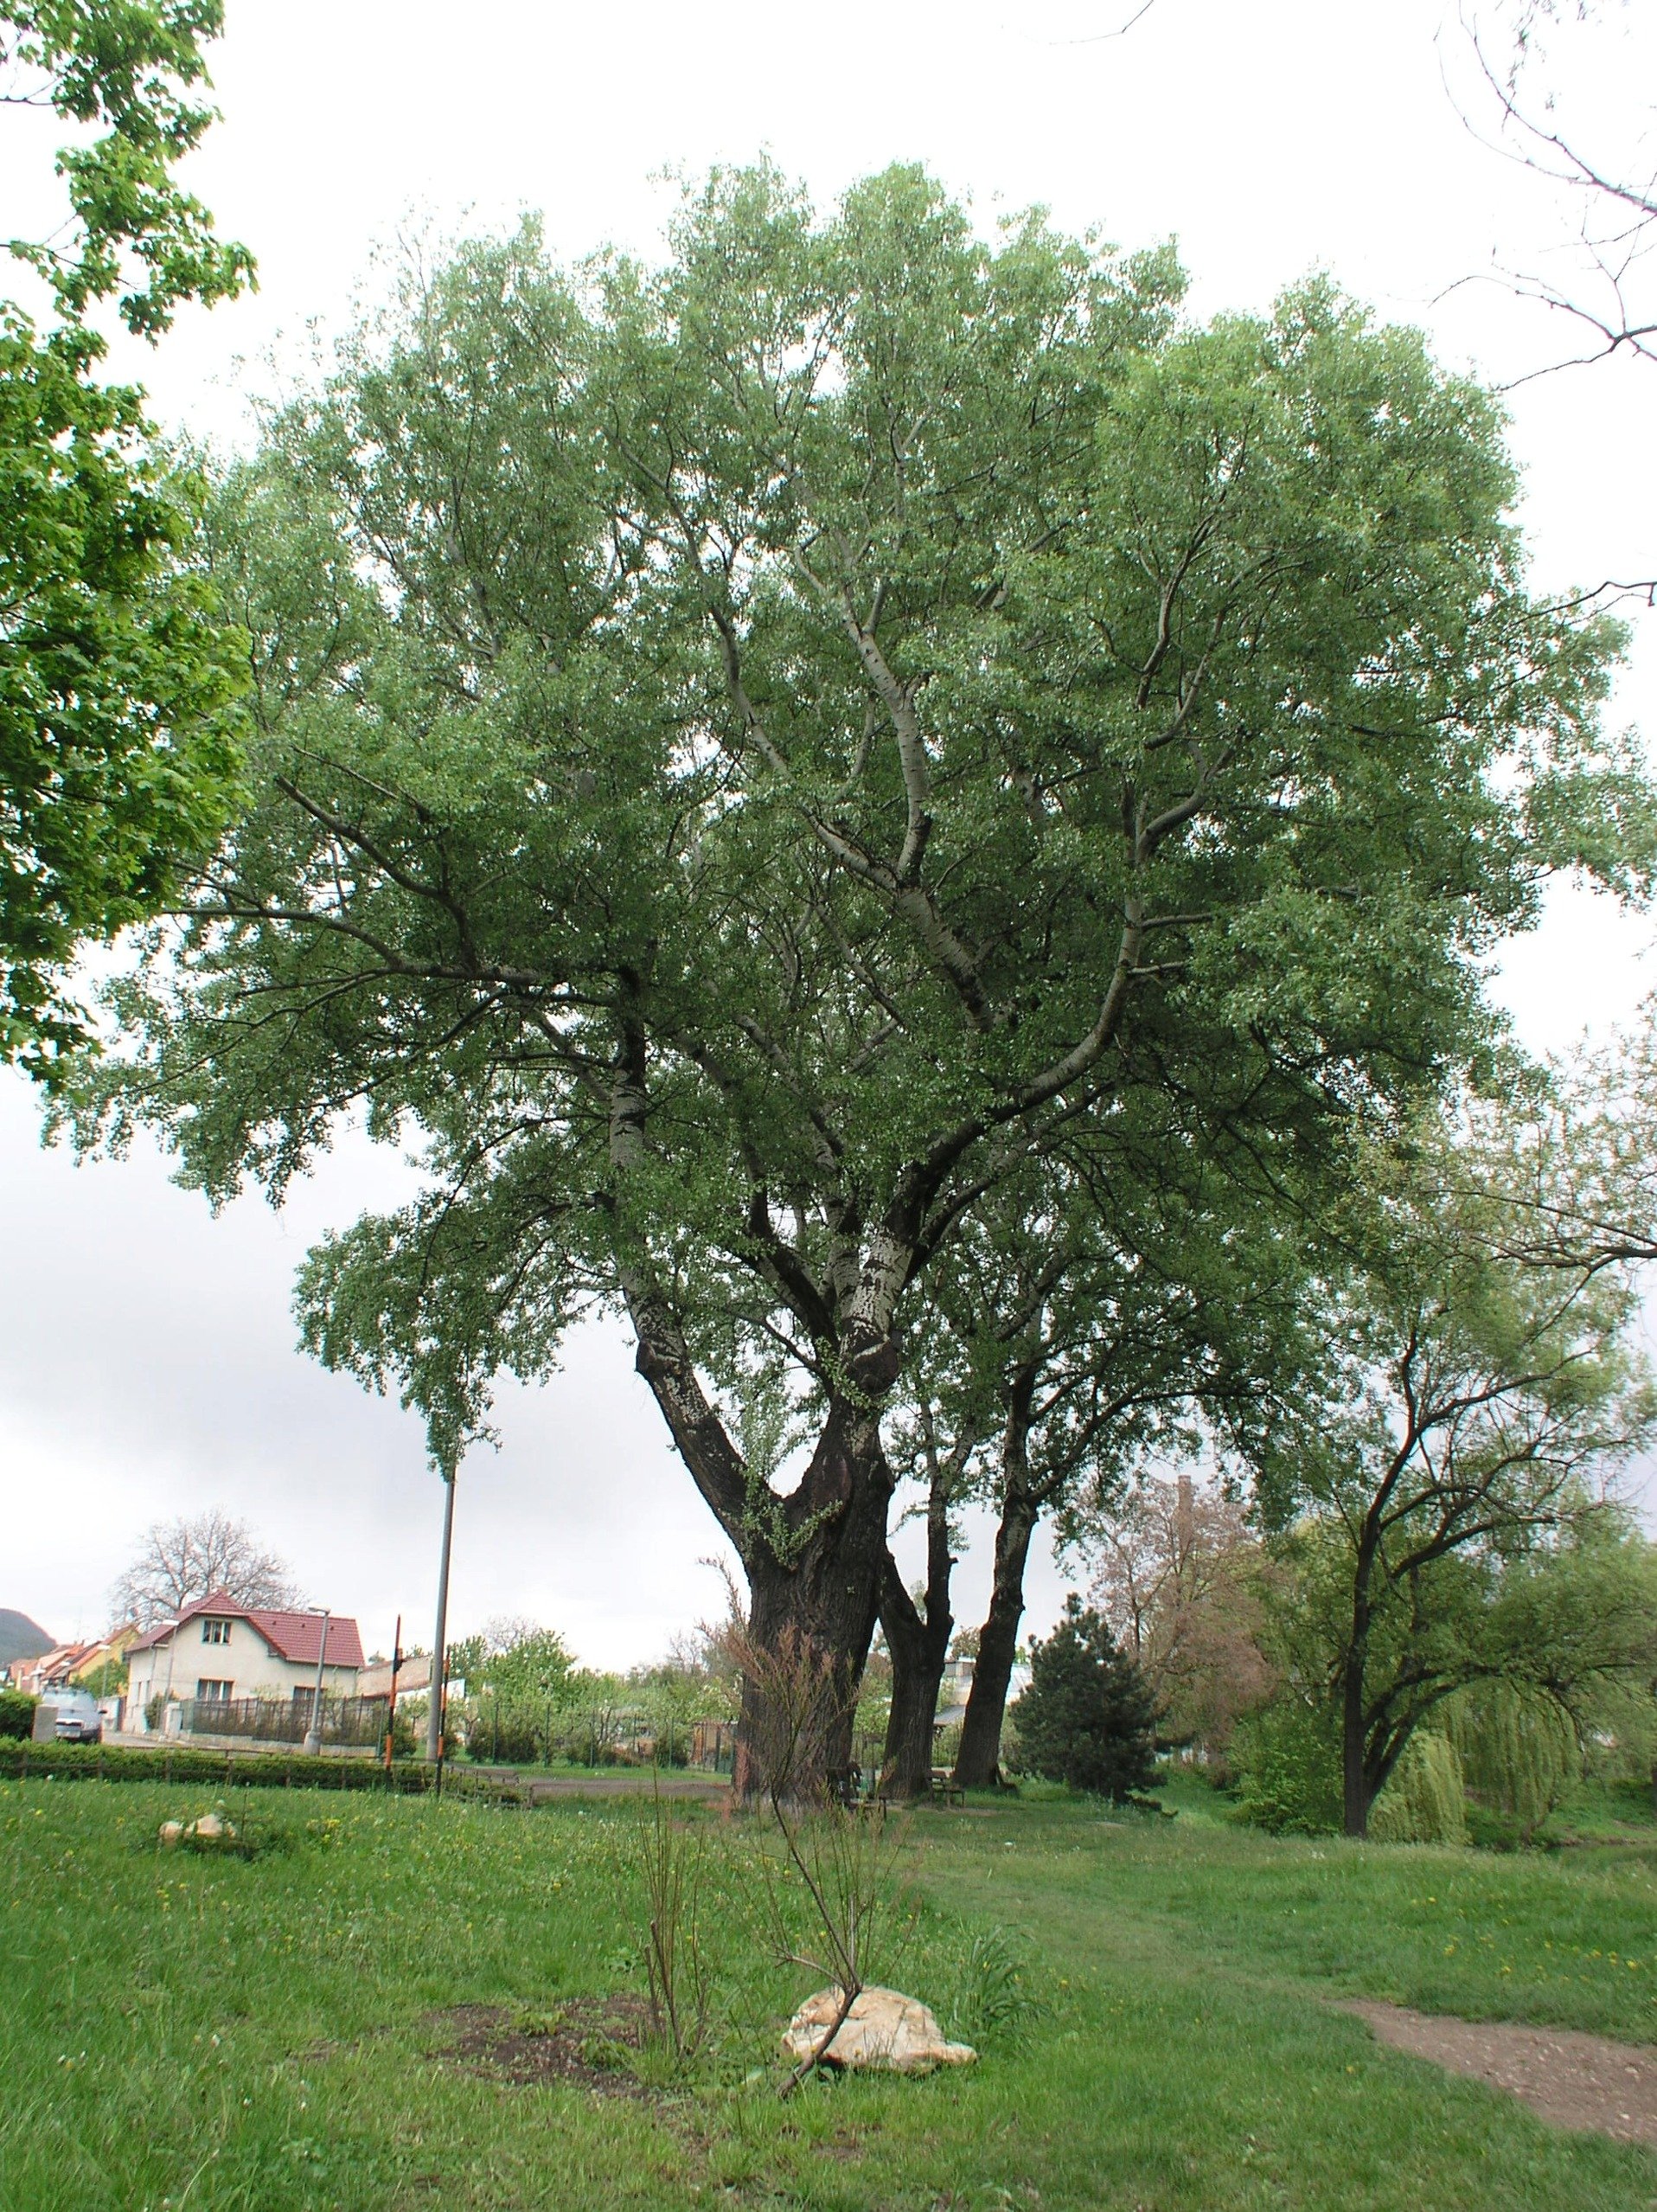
xmin=2 ymin=1 xmax=252 ymax=1074
xmin=1367 ymin=1730 xmax=1468 ymax=1847
xmin=75 ymin=166 xmax=1650 ymax=1687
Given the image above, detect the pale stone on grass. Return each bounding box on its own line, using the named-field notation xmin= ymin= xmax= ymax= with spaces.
xmin=158 ymin=1812 xmax=235 ymax=1844
xmin=782 ymin=1986 xmax=977 ymax=2074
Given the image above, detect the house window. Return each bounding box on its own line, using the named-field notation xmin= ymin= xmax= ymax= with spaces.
xmin=201 ymin=1619 xmax=231 ymax=1645
xmin=195 ymin=1679 xmax=233 ymax=1702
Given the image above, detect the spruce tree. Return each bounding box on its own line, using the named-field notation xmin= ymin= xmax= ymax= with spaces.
xmin=1012 ymin=1597 xmax=1158 ymax=1800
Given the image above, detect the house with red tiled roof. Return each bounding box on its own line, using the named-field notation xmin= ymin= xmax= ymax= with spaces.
xmin=14 ymin=1640 xmax=99 ymax=1697
xmin=125 ymin=1592 xmax=364 ymax=1730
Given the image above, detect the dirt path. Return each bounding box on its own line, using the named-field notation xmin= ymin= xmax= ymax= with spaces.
xmin=1340 ymin=1999 xmax=1657 ymax=2149
xmin=473 ymin=1769 xmax=730 ymax=1802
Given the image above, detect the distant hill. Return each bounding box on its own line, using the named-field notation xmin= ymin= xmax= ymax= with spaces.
xmin=0 ymin=1610 xmax=54 ymax=1665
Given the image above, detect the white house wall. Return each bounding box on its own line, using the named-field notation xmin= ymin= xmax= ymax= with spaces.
xmin=127 ymin=1620 xmax=359 ymax=1725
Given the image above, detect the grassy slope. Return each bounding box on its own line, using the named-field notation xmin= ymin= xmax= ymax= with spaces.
xmin=3 ymin=1777 xmax=1655 ymax=2211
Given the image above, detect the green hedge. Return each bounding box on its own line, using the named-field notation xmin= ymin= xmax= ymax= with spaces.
xmin=0 ymin=1741 xmax=521 ymax=1798
xmin=0 ymin=1689 xmax=37 ymax=1741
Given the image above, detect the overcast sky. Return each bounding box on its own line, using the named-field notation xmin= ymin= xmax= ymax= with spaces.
xmin=4 ymin=0 xmax=1655 ymax=1668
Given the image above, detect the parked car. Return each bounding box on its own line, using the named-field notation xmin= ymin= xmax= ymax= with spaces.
xmin=47 ymin=1687 xmax=103 ymax=1742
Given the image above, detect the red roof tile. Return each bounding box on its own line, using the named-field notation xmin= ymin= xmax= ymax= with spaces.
xmin=129 ymin=1592 xmax=363 ymax=1670
xmin=248 ymin=1609 xmax=365 ymax=1670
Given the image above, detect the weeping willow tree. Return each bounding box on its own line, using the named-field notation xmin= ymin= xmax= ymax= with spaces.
xmin=1368 ymin=1733 xmax=1468 ymax=1847
xmin=1447 ymin=1682 xmax=1580 ymax=1843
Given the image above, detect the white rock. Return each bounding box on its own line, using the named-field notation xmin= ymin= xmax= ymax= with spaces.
xmin=158 ymin=1821 xmax=183 ymax=1845
xmin=781 ymin=1986 xmax=976 ymax=2074
xmin=187 ymin=1812 xmax=233 ymax=1840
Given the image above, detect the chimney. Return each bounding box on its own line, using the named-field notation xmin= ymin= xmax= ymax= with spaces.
xmin=1175 ymin=1471 xmax=1195 ymax=1561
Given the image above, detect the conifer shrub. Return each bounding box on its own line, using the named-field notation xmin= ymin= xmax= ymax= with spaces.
xmin=1009 ymin=1598 xmax=1159 ymax=1801
xmin=1367 ymin=1732 xmax=1468 ymax=1845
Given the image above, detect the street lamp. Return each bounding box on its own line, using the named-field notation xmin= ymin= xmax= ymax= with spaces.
xmin=302 ymin=1607 xmax=331 ymax=1755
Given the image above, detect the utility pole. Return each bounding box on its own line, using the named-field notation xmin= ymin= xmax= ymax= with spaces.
xmin=302 ymin=1608 xmax=331 ymax=1755
xmin=384 ymin=1613 xmax=402 ymax=1773
xmin=425 ymin=1468 xmax=457 ymax=1768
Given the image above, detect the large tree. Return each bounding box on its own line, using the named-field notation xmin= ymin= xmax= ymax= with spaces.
xmin=79 ymin=166 xmax=1646 ymax=1786
xmin=2 ymin=1 xmax=253 ymax=1074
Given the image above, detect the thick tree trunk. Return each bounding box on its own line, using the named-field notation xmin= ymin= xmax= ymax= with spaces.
xmin=611 ymin=1025 xmax=905 ymax=1804
xmin=953 ymin=1491 xmax=1038 ymax=1789
xmin=1342 ymin=1660 xmax=1370 ymax=1838
xmin=1341 ymin=1560 xmax=1374 ymax=1838
xmin=726 ymin=1388 xmax=898 ymax=1805
xmin=880 ymin=1554 xmax=952 ymax=1800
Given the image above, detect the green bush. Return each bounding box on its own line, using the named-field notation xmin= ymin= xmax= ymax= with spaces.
xmin=464 ymin=1705 xmax=543 ymax=1766
xmin=1009 ymin=1598 xmax=1159 ymax=1802
xmin=1368 ymin=1731 xmax=1468 ymax=1846
xmin=0 ymin=1741 xmax=519 ymax=1798
xmin=1230 ymin=1694 xmax=1341 ymax=1835
xmin=0 ymin=1689 xmax=37 ymax=1741
xmin=557 ymin=1704 xmax=628 ymax=1767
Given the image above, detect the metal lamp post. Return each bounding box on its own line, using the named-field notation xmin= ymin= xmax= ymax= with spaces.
xmin=302 ymin=1608 xmax=330 ymax=1755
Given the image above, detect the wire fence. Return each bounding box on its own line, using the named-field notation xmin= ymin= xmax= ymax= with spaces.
xmin=177 ymin=1695 xmax=389 ymax=1747
xmin=459 ymin=1701 xmax=738 ymax=1772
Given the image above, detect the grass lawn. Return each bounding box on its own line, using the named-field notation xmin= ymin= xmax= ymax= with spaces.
xmin=3 ymin=1774 xmax=1656 ymax=2210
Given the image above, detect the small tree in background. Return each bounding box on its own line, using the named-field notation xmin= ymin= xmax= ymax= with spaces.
xmin=1091 ymin=1473 xmax=1275 ymax=1760
xmin=451 ymin=1619 xmax=580 ymax=1766
xmin=1252 ymin=1112 xmax=1655 ymax=1839
xmin=1010 ymin=1598 xmax=1158 ymax=1801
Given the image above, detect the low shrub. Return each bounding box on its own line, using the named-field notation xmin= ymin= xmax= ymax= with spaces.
xmin=0 ymin=1741 xmax=521 ymax=1799
xmin=0 ymin=1689 xmax=37 ymax=1741
xmin=464 ymin=1705 xmax=545 ymax=1766
xmin=1229 ymin=1695 xmax=1341 ymax=1835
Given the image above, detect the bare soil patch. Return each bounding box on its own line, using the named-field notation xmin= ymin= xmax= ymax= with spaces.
xmin=433 ymin=1994 xmax=653 ymax=2097
xmin=466 ymin=1769 xmax=729 ymax=1802
xmin=1340 ymin=1998 xmax=1657 ymax=2148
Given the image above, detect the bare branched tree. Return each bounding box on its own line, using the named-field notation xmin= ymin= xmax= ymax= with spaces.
xmin=1443 ymin=3 xmax=1657 ymax=612
xmin=1449 ymin=2 xmax=1656 ymax=392
xmin=1090 ymin=1473 xmax=1275 ymax=1756
xmin=109 ymin=1510 xmax=302 ymax=1627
